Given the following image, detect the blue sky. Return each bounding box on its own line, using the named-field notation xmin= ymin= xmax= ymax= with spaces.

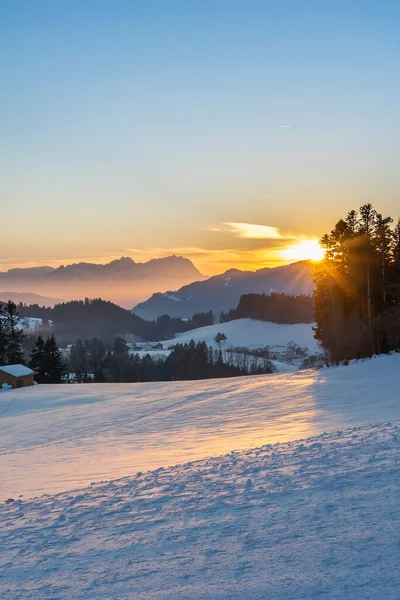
xmin=1 ymin=0 xmax=399 ymax=273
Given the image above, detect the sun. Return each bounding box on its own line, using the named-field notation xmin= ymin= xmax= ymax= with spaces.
xmin=282 ymin=239 xmax=325 ymax=262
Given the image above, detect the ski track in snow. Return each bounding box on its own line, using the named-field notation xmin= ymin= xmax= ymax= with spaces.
xmin=1 ymin=421 xmax=400 ymax=599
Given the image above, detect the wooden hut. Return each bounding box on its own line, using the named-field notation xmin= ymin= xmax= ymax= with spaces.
xmin=0 ymin=365 xmax=34 ymax=389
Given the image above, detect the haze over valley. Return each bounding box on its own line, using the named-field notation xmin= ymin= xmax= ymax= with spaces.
xmin=0 ymin=255 xmax=204 ymax=308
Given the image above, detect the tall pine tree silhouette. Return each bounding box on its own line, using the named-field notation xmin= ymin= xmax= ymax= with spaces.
xmin=30 ymin=334 xmax=65 ymax=383
xmin=3 ymin=301 xmax=25 ymax=364
xmin=45 ymin=335 xmax=65 ymax=383
xmin=314 ymin=204 xmax=400 ymax=362
xmin=0 ymin=302 xmax=8 ymax=364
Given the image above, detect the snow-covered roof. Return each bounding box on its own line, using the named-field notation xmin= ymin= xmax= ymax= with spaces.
xmin=0 ymin=364 xmax=34 ymax=377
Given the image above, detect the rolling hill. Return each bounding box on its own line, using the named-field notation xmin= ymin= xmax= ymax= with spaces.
xmin=159 ymin=318 xmax=317 ymax=353
xmin=0 ymin=291 xmax=63 ymax=307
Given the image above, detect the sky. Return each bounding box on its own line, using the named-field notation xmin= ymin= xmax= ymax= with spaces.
xmin=1 ymin=0 xmax=400 ymax=275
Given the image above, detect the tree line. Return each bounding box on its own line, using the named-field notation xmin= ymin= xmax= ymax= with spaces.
xmin=1 ymin=299 xmax=272 ymax=383
xmin=0 ymin=299 xmax=278 ymax=385
xmin=314 ymin=204 xmax=400 ymax=363
xmin=66 ymin=337 xmax=269 ymax=383
xmin=0 ymin=300 xmax=65 ymax=383
xmin=220 ymin=292 xmax=313 ymax=324
xmin=1 ymin=313 xmax=262 ymax=384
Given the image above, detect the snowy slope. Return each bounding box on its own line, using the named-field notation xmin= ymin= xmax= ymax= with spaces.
xmin=19 ymin=317 xmax=44 ymax=329
xmin=1 ymin=421 xmax=400 ymax=599
xmin=132 ymin=319 xmax=317 ymax=370
xmin=159 ymin=318 xmax=317 ymax=352
xmin=0 ymin=316 xmax=51 ymax=331
xmin=19 ymin=316 xmax=53 ymax=330
xmin=2 ymin=354 xmax=400 ymax=499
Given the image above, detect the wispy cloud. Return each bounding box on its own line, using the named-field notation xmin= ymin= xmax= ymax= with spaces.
xmin=222 ymin=222 xmax=295 ymax=241
xmin=279 ymin=124 xmax=292 ymax=128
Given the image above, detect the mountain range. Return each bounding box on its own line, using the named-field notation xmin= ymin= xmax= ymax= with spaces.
xmin=0 ymin=256 xmax=204 ymax=307
xmin=0 ymin=256 xmax=202 ymax=282
xmin=1 ymin=258 xmax=315 ymax=317
xmin=133 ymin=260 xmax=314 ymax=320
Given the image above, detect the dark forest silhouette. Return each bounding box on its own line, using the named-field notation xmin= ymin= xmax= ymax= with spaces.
xmin=16 ymin=299 xmax=214 ymax=344
xmin=66 ymin=337 xmax=273 ymax=383
xmin=220 ymin=292 xmax=313 ymax=324
xmin=313 ymin=204 xmax=400 ymax=363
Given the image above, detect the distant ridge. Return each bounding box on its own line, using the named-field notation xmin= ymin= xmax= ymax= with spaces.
xmin=0 ymin=256 xmax=203 ymax=282
xmin=0 ymin=292 xmax=63 ymax=307
xmin=0 ymin=256 xmax=205 ymax=307
xmin=2 ymin=266 xmax=55 ymax=278
xmin=133 ymin=261 xmax=314 ymax=320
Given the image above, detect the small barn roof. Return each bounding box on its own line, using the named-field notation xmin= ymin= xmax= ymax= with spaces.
xmin=0 ymin=364 xmax=34 ymax=377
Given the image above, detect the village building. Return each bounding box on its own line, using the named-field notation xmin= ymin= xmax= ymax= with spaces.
xmin=0 ymin=365 xmax=35 ymax=388
xmin=140 ymin=343 xmax=154 ymax=351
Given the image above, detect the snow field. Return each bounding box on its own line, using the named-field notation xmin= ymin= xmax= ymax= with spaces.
xmin=2 ymin=354 xmax=400 ymax=499
xmin=1 ymin=354 xmax=400 ymax=598
xmin=153 ymin=318 xmax=318 ymax=353
xmin=1 ymin=421 xmax=400 ymax=599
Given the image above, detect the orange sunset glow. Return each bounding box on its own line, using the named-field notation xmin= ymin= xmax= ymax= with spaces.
xmin=281 ymin=239 xmax=325 ymax=263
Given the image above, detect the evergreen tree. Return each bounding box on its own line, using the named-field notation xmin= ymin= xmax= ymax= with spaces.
xmin=70 ymin=339 xmax=89 ymax=382
xmin=29 ymin=335 xmax=65 ymax=383
xmin=392 ymin=218 xmax=400 ymax=267
xmin=314 ymin=204 xmax=400 ymax=362
xmin=44 ymin=335 xmax=66 ymax=383
xmin=88 ymin=338 xmax=106 ymax=382
xmin=0 ymin=302 xmax=8 ymax=364
xmin=4 ymin=301 xmax=25 ymax=364
xmin=108 ymin=337 xmax=129 ymax=382
xmin=208 ymin=345 xmax=215 ymax=367
xmin=214 ymin=332 xmax=227 ymax=349
xmin=29 ymin=335 xmax=46 ymax=381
